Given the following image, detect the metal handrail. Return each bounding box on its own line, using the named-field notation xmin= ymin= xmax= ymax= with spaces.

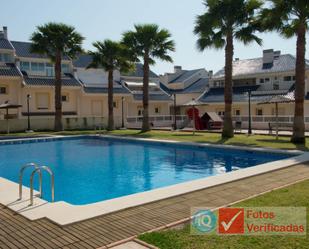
xmin=19 ymin=163 xmax=42 ymax=200
xmin=30 ymin=166 xmax=55 ymax=206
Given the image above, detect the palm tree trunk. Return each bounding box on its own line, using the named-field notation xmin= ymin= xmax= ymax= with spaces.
xmin=107 ymin=69 xmax=114 ymax=131
xmin=142 ymin=54 xmax=150 ymax=132
xmin=54 ymin=51 xmax=63 ymax=131
xmin=222 ymin=31 xmax=234 ymax=138
xmin=291 ymin=23 xmax=306 ymax=144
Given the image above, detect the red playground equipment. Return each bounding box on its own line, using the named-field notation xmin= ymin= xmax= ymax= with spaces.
xmin=186 ymin=107 xmax=204 ymax=130
xmin=186 ymin=108 xmax=223 ymax=130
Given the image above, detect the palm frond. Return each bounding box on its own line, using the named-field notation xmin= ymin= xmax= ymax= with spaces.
xmin=235 ymin=27 xmax=263 ymax=45
xmin=30 ymin=22 xmax=84 ymax=61
xmin=122 ymin=24 xmax=175 ymax=64
xmin=194 ymin=0 xmax=262 ymax=51
xmin=88 ymin=39 xmax=134 ymax=72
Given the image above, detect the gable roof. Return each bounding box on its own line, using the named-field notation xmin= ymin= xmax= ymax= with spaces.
xmin=169 ymin=68 xmax=203 ymax=83
xmin=199 ymin=85 xmax=260 ymax=103
xmin=11 ymin=41 xmax=70 ymax=60
xmin=0 ymin=63 xmax=22 ymax=77
xmin=132 ymin=92 xmax=172 ymax=101
xmin=83 ymin=86 xmax=130 ymax=94
xmin=0 ymin=38 xmax=14 ymax=50
xmin=121 ymin=63 xmax=158 ymax=78
xmin=23 ymin=73 xmax=81 ymax=87
xmin=213 ymin=54 xmax=309 ymax=79
xmin=73 ymin=54 xmax=93 ymax=68
xmin=160 ymin=77 xmax=209 ymax=94
xmin=83 ymin=81 xmax=130 ymax=94
xmin=199 ymin=84 xmax=297 ymax=104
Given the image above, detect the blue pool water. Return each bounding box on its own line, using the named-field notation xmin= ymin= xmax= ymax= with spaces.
xmin=0 ymin=137 xmax=290 ymax=205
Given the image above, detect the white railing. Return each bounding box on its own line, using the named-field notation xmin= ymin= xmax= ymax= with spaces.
xmin=230 ymin=115 xmax=309 ymax=123
xmin=126 ymin=115 xmax=187 ymax=123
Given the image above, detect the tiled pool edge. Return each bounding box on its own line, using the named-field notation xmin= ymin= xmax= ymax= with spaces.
xmin=0 ymin=135 xmax=308 ymax=226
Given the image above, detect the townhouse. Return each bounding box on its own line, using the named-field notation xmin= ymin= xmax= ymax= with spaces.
xmin=160 ymin=66 xmax=210 ymax=114
xmin=0 ymin=27 xmax=172 ymax=132
xmin=197 ymin=49 xmax=309 ymax=129
xmin=1 ymin=24 xmax=309 ymax=132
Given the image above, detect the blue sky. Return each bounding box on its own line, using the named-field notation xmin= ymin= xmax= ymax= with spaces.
xmin=1 ymin=0 xmax=308 ymax=75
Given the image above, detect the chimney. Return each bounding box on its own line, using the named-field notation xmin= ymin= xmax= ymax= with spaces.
xmin=274 ymin=50 xmax=281 ymax=59
xmin=3 ymin=26 xmax=8 ymax=39
xmin=263 ymin=49 xmax=274 ymax=64
xmin=174 ymin=65 xmax=182 ymax=73
xmin=208 ymin=70 xmax=213 ymax=78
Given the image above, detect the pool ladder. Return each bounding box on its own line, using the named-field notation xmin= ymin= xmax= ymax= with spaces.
xmin=19 ymin=163 xmax=55 ymax=206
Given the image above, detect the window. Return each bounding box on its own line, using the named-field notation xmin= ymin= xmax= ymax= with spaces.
xmin=265 ymin=78 xmax=270 ymax=82
xmin=113 ymin=101 xmax=118 ymax=108
xmin=256 ymin=108 xmax=263 ymax=116
xmin=31 ymin=62 xmax=45 ymax=72
xmin=234 ymin=109 xmax=241 ymax=116
xmin=62 ymin=94 xmax=69 ymax=102
xmin=0 ymin=86 xmax=7 ymax=94
xmin=259 ymin=79 xmax=264 ymax=84
xmin=45 ymin=63 xmax=54 ymax=76
xmin=0 ymin=53 xmax=12 ymax=62
xmin=61 ymin=64 xmax=70 ymax=74
xmin=284 ymin=76 xmax=293 ymax=81
xmin=137 ymin=106 xmax=143 ymax=116
xmin=20 ymin=61 xmax=30 ymax=71
xmin=273 ymin=83 xmax=279 ymax=90
xmin=217 ymin=110 xmax=225 ymax=116
xmin=155 ymin=107 xmax=160 ymax=114
xmin=36 ymin=93 xmax=49 ymax=110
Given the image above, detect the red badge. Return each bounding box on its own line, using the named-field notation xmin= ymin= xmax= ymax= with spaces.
xmin=218 ymin=208 xmax=244 ymax=234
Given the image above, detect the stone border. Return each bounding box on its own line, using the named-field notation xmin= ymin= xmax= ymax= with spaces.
xmin=0 ymin=135 xmax=307 ymax=225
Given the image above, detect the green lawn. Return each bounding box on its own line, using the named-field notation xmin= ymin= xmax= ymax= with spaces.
xmin=139 ymin=180 xmax=309 ymax=249
xmin=1 ymin=129 xmax=307 ymax=151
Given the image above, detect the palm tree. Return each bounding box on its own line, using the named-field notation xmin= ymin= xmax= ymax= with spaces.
xmin=260 ymin=0 xmax=309 ymax=144
xmin=194 ymin=0 xmax=262 ymax=138
xmin=88 ymin=40 xmax=133 ymax=131
xmin=30 ymin=22 xmax=83 ymax=131
xmin=122 ymin=24 xmax=175 ymax=132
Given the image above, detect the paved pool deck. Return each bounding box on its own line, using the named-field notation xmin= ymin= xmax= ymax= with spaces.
xmin=1 ymin=163 xmax=309 ymax=249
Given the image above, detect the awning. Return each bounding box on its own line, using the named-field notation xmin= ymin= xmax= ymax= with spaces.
xmin=0 ymin=103 xmax=22 ymax=109
xmin=257 ymin=92 xmax=294 ymax=105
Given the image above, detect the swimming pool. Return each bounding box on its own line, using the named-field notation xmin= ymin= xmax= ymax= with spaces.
xmin=0 ymin=136 xmax=291 ymax=205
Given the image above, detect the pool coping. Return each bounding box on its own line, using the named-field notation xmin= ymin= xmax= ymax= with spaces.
xmin=0 ymin=134 xmax=308 ymax=226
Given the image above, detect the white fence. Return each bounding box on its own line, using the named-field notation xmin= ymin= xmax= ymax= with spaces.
xmin=0 ymin=116 xmax=118 ymax=133
xmin=126 ymin=115 xmax=309 ymax=130
xmin=126 ymin=115 xmax=187 ymax=128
